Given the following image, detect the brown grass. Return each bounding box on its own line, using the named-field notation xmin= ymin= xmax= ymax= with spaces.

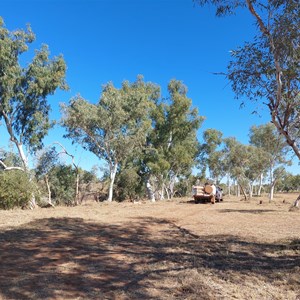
xmin=0 ymin=193 xmax=299 ymax=299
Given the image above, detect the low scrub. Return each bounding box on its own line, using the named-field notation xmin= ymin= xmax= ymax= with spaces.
xmin=0 ymin=170 xmax=34 ymax=209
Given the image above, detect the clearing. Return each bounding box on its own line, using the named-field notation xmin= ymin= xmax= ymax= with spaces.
xmin=0 ymin=193 xmax=299 ymax=299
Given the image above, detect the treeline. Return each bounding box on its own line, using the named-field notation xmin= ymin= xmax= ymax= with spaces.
xmin=199 ymin=126 xmax=300 ymax=201
xmin=0 ymin=16 xmax=299 ymax=209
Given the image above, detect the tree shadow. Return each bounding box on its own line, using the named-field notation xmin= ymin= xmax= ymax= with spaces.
xmin=0 ymin=216 xmax=299 ymax=299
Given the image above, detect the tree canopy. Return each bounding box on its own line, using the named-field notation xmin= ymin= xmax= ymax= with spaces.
xmin=0 ymin=17 xmax=67 ymax=170
xmin=61 ymin=76 xmax=158 ymax=201
xmin=194 ymin=0 xmax=300 ymax=160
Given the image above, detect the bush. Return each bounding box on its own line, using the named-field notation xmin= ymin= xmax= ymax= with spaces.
xmin=115 ymin=168 xmax=143 ymax=201
xmin=49 ymin=165 xmax=76 ymax=205
xmin=0 ymin=170 xmax=34 ymax=209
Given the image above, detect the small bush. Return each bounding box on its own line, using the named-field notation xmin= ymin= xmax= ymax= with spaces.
xmin=0 ymin=170 xmax=34 ymax=209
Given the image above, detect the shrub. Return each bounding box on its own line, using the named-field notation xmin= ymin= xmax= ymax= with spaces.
xmin=115 ymin=168 xmax=143 ymax=201
xmin=49 ymin=165 xmax=76 ymax=205
xmin=0 ymin=171 xmax=34 ymax=209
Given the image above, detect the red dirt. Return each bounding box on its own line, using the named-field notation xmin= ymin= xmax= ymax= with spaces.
xmin=0 ymin=193 xmax=299 ymax=299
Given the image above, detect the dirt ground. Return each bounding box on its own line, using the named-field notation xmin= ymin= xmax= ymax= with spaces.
xmin=0 ymin=193 xmax=299 ymax=300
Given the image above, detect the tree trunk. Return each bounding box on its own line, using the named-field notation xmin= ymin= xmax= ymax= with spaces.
xmin=269 ymin=184 xmax=275 ymax=202
xmin=293 ymin=195 xmax=300 ymax=207
xmin=258 ymin=173 xmax=263 ymax=196
xmin=75 ymin=172 xmax=79 ymax=205
xmin=249 ymin=182 xmax=253 ymax=199
xmin=146 ymin=178 xmax=155 ymax=202
xmin=239 ymin=182 xmax=247 ymax=200
xmin=107 ymin=163 xmax=118 ymax=202
xmin=15 ymin=143 xmax=29 ymax=171
xmin=227 ymin=175 xmax=231 ymax=197
xmin=236 ymin=182 xmax=240 ymax=197
xmin=169 ymin=177 xmax=175 ymax=199
xmin=160 ymin=184 xmax=165 ymax=200
xmin=16 ymin=143 xmax=37 ymax=208
xmin=44 ymin=174 xmax=52 ymax=204
xmin=165 ymin=184 xmax=170 ymax=200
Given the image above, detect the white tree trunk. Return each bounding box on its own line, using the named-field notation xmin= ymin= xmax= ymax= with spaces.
xmin=16 ymin=143 xmax=37 ymax=208
xmin=249 ymin=182 xmax=253 ymax=199
xmin=15 ymin=143 xmax=29 ymax=171
xmin=45 ymin=175 xmax=52 ymax=204
xmin=294 ymin=195 xmax=300 ymax=207
xmin=258 ymin=173 xmax=263 ymax=196
xmin=165 ymin=184 xmax=170 ymax=200
xmin=75 ymin=172 xmax=79 ymax=205
xmin=237 ymin=182 xmax=240 ymax=197
xmin=160 ymin=184 xmax=165 ymax=200
xmin=169 ymin=178 xmax=175 ymax=199
xmin=146 ymin=179 xmax=155 ymax=202
xmin=107 ymin=163 xmax=118 ymax=202
xmin=227 ymin=175 xmax=231 ymax=197
xmin=269 ymin=184 xmax=275 ymax=202
xmin=269 ymin=168 xmax=275 ymax=201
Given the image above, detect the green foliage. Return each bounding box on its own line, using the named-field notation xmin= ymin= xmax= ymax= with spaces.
xmin=276 ymin=173 xmax=300 ymax=192
xmin=0 ymin=170 xmax=35 ymax=209
xmin=198 ymin=129 xmax=224 ymax=181
xmin=194 ymin=0 xmax=300 ymax=160
xmin=0 ymin=17 xmax=67 ymax=169
xmin=249 ymin=123 xmax=290 ymax=165
xmin=61 ymin=76 xmax=160 ymax=201
xmin=35 ymin=147 xmax=58 ymax=178
xmin=114 ymin=168 xmax=143 ymax=201
xmin=79 ymin=168 xmax=98 ymax=184
xmin=143 ymin=79 xmax=203 ymax=199
xmin=174 ymin=174 xmax=197 ymax=197
xmin=0 ymin=148 xmax=23 ymax=170
xmin=48 ymin=165 xmax=76 ymax=205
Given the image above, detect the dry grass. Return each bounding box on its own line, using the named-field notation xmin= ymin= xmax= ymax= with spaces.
xmin=0 ymin=193 xmax=299 ymax=299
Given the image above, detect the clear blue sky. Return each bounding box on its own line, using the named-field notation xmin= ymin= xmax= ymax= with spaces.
xmin=1 ymin=0 xmax=298 ymax=174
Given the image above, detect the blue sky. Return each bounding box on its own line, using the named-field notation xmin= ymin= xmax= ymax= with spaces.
xmin=1 ymin=0 xmax=298 ymax=174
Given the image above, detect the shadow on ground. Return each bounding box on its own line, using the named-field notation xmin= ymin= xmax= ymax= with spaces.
xmin=0 ymin=217 xmax=299 ymax=299
xmin=218 ymin=208 xmax=277 ymax=214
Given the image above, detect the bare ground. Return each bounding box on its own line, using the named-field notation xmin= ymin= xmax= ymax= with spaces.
xmin=0 ymin=193 xmax=299 ymax=300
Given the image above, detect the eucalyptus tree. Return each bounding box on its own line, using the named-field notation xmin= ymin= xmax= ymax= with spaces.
xmin=194 ymin=1 xmax=300 ymax=159
xmin=249 ymin=123 xmax=291 ymax=200
xmin=145 ymin=80 xmax=203 ymax=200
xmin=61 ymin=76 xmax=158 ymax=202
xmin=199 ymin=129 xmax=224 ymax=183
xmin=35 ymin=146 xmax=58 ymax=205
xmin=222 ymin=138 xmax=251 ymax=199
xmin=0 ymin=18 xmax=67 ymax=171
xmin=244 ymin=145 xmax=269 ymax=198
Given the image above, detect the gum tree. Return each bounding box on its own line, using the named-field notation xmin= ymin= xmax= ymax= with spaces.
xmin=0 ymin=17 xmax=67 ymax=171
xmin=61 ymin=76 xmax=158 ymax=202
xmin=145 ymin=80 xmax=203 ymax=200
xmin=194 ymin=0 xmax=300 ymax=205
xmin=249 ymin=123 xmax=291 ymax=200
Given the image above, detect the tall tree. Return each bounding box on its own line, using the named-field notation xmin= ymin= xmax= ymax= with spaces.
xmin=0 ymin=17 xmax=67 ymax=170
xmin=144 ymin=80 xmax=203 ymax=200
xmin=194 ymin=1 xmax=300 ymax=159
xmin=223 ymin=137 xmax=251 ymax=200
xmin=249 ymin=123 xmax=291 ymax=200
xmin=61 ymin=76 xmax=158 ymax=202
xmin=199 ymin=129 xmax=223 ymax=182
